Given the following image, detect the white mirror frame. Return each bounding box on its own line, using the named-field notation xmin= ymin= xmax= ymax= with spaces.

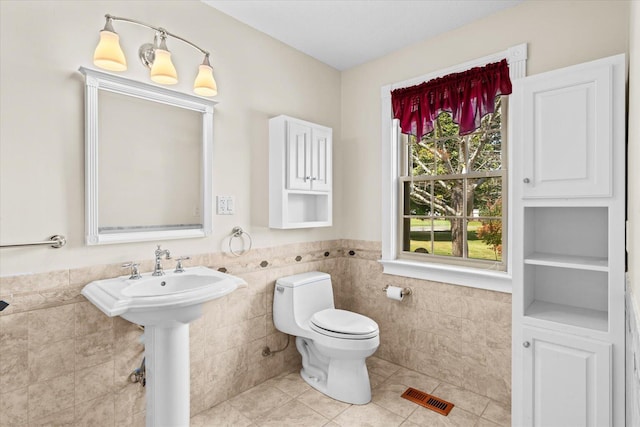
xmin=79 ymin=67 xmax=216 ymax=245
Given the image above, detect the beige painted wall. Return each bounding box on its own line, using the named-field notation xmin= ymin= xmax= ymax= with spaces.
xmin=629 ymin=0 xmax=640 ymax=308
xmin=0 ymin=1 xmax=342 ymax=275
xmin=341 ymin=0 xmax=630 ymax=241
xmin=0 ymin=0 xmax=632 ymax=276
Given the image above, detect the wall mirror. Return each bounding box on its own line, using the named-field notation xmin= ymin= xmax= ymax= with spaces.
xmin=79 ymin=67 xmax=215 ymax=245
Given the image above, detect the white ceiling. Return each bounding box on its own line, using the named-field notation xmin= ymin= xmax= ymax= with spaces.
xmin=203 ymin=0 xmax=523 ymax=70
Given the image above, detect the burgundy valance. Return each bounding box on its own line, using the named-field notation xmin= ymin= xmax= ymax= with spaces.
xmin=391 ymin=59 xmax=512 ymax=137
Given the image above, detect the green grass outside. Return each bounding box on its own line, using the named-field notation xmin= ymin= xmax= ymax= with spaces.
xmin=408 ymin=219 xmax=501 ymax=261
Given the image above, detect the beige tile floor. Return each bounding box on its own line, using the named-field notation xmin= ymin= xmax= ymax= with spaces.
xmin=191 ymin=357 xmax=511 ymax=427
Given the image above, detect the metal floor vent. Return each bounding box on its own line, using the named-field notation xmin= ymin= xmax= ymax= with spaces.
xmin=401 ymin=387 xmax=454 ymax=416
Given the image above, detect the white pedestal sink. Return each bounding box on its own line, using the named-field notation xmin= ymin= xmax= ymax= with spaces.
xmin=82 ymin=266 xmax=246 ymax=427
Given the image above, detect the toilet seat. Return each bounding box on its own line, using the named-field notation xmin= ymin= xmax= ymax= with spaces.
xmin=310 ymin=309 xmax=379 ymax=340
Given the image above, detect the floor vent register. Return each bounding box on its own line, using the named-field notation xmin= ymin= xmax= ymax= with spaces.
xmin=400 ymin=387 xmax=454 ymax=416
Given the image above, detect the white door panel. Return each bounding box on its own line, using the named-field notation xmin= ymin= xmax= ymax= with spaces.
xmin=517 ymin=61 xmax=612 ymax=198
xmin=523 ymin=327 xmax=611 ymax=427
xmin=286 ymin=122 xmax=311 ymax=190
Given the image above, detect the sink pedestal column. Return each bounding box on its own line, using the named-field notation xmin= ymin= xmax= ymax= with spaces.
xmin=144 ymin=323 xmax=191 ymax=427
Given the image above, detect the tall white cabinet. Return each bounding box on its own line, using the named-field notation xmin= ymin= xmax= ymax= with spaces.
xmin=511 ymin=54 xmax=626 ymax=426
xmin=269 ymin=115 xmax=332 ymax=228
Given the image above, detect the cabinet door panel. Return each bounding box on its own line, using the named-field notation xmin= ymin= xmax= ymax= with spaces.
xmin=523 ymin=327 xmax=611 ymax=427
xmin=311 ymin=128 xmax=331 ymax=191
xmin=286 ymin=122 xmax=311 ymax=190
xmin=518 ymin=59 xmax=613 ymax=198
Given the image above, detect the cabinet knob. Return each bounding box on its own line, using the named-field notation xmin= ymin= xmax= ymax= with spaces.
xmin=523 ymin=341 xmax=530 ymax=348
xmin=523 ymin=178 xmax=530 ymax=184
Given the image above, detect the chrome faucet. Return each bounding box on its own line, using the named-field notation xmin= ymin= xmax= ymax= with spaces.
xmin=153 ymin=245 xmax=171 ymax=276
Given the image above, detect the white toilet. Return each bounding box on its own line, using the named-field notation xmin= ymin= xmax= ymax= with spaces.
xmin=273 ymin=271 xmax=379 ymax=405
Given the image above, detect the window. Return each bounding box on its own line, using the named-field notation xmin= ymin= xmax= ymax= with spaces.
xmin=398 ymin=97 xmax=507 ymax=270
xmin=380 ymin=44 xmax=527 ymax=292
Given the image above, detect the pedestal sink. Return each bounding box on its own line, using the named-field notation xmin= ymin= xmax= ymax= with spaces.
xmin=81 ymin=266 xmax=246 ymax=427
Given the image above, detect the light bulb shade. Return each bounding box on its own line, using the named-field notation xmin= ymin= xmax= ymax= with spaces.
xmin=150 ymin=49 xmax=178 ymax=85
xmin=193 ymin=64 xmax=218 ymax=97
xmin=93 ymin=30 xmax=127 ymax=71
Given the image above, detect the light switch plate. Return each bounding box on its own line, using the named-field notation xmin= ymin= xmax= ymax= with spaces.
xmin=216 ymin=196 xmax=235 ymax=215
xmin=226 ymin=196 xmax=235 ymax=214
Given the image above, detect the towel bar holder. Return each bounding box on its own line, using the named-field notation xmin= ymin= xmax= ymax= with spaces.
xmin=0 ymin=235 xmax=66 ymax=249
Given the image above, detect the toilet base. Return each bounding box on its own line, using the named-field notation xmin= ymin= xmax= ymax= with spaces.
xmin=296 ymin=337 xmax=374 ymax=405
xmin=300 ymin=359 xmax=372 ymax=405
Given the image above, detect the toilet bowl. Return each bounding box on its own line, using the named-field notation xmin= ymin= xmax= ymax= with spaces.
xmin=273 ymin=272 xmax=379 ymax=404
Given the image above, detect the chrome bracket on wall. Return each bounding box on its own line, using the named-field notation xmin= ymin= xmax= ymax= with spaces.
xmin=129 ymin=357 xmax=146 ymax=387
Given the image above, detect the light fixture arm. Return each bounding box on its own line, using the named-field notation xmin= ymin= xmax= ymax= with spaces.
xmin=105 ymin=14 xmax=210 ymax=56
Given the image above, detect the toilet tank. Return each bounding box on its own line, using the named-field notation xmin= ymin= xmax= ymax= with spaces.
xmin=273 ymin=272 xmax=334 ymax=333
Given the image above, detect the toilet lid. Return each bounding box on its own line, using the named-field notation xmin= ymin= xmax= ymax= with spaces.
xmin=310 ymin=309 xmax=379 ymax=339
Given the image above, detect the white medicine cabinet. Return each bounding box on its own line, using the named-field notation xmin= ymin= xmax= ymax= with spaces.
xmin=269 ymin=115 xmax=332 ymax=228
xmin=511 ymin=54 xmax=625 ymax=426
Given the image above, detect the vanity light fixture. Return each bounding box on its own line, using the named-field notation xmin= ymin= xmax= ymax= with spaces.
xmin=92 ymin=14 xmax=217 ymax=96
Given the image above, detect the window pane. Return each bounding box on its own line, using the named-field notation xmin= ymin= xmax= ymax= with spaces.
xmin=432 ymin=218 xmax=463 ymax=258
xmin=469 ymin=219 xmax=503 ymax=261
xmin=470 ymin=178 xmax=502 ymax=216
xmin=427 ymin=112 xmax=460 ymax=175
xmin=470 ymin=177 xmax=503 ymax=262
xmin=409 ymin=218 xmax=433 ymax=254
xmin=406 ymin=181 xmax=433 ymax=216
xmin=434 ymin=179 xmax=463 ymax=217
xmin=435 ymin=111 xmax=460 ymax=136
xmin=412 ymin=137 xmax=435 ymax=176
xmin=469 ymin=132 xmax=502 ymax=172
xmin=439 ymin=137 xmax=461 ymax=175
xmin=402 ymin=218 xmax=412 ymax=252
xmin=469 ymin=98 xmax=503 ymax=172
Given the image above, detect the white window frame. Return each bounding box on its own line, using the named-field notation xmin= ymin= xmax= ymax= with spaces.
xmin=380 ymin=44 xmax=528 ymax=293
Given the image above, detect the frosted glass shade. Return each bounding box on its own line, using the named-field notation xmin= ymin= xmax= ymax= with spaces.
xmin=150 ymin=49 xmax=178 ymax=85
xmin=193 ymin=64 xmax=218 ymax=97
xmin=93 ymin=30 xmax=127 ymax=71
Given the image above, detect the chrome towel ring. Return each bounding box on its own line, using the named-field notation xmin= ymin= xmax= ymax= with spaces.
xmin=229 ymin=226 xmax=252 ymax=256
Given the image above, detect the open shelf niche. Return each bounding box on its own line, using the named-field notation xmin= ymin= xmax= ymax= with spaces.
xmin=522 ymin=206 xmax=609 ymax=331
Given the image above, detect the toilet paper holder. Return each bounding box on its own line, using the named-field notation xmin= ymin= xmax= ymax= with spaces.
xmin=382 ymin=285 xmax=412 ymax=298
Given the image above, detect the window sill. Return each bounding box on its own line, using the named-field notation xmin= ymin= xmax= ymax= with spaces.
xmin=379 ymin=258 xmax=512 ymax=294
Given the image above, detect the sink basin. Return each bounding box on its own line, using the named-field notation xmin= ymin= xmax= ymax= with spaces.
xmin=122 ymin=274 xmax=223 ymax=297
xmin=81 ymin=266 xmax=246 ymax=427
xmin=82 ymin=266 xmax=246 ymax=324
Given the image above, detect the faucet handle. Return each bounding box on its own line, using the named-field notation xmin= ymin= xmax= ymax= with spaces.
xmin=155 ymin=245 xmax=171 ymax=259
xmin=122 ymin=262 xmax=141 ymax=279
xmin=174 ymin=256 xmax=191 ymax=273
